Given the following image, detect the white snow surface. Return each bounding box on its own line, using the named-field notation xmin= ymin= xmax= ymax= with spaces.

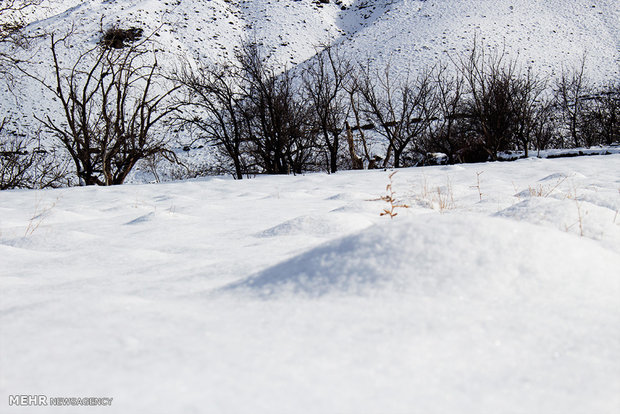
xmin=1 ymin=155 xmax=620 ymax=413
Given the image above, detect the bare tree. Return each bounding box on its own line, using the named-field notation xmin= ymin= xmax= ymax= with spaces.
xmin=302 ymin=43 xmax=351 ymax=173
xmin=237 ymin=42 xmax=312 ymax=175
xmin=531 ymin=98 xmax=556 ymax=155
xmin=0 ymin=119 xmax=67 ymax=189
xmin=554 ymin=56 xmax=590 ymax=148
xmin=423 ymin=63 xmax=467 ymax=163
xmin=30 ymin=32 xmax=179 ymax=185
xmin=582 ymin=82 xmax=619 ymax=146
xmin=510 ymin=69 xmax=548 ymax=157
xmin=457 ymin=42 xmax=520 ymax=160
xmin=175 ymin=62 xmax=247 ymax=179
xmin=345 ymin=71 xmax=376 ymax=169
xmin=357 ymin=63 xmax=435 ymax=168
xmin=0 ymin=1 xmax=70 ymax=189
xmin=0 ymin=0 xmax=42 ymax=78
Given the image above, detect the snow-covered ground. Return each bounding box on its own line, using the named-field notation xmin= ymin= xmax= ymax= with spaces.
xmin=1 ymin=154 xmax=619 ymax=413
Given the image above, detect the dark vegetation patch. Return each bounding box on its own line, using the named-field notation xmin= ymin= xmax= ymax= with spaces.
xmin=100 ymin=26 xmax=144 ymax=49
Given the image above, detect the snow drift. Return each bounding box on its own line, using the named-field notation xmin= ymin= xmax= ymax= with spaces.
xmin=230 ymin=214 xmax=620 ymax=298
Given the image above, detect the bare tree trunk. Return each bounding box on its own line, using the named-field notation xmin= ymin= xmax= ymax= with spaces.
xmin=346 ymin=121 xmax=363 ymax=170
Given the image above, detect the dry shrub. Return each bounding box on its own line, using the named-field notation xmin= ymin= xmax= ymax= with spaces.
xmin=413 ymin=175 xmax=455 ymax=213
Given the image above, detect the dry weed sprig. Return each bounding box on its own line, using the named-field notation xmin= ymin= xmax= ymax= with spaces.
xmin=377 ymin=171 xmax=409 ymax=219
xmin=167 ymin=203 xmax=176 ymax=215
xmin=470 ymin=171 xmax=484 ymax=201
xmin=420 ymin=175 xmax=430 ymax=200
xmin=528 ymin=176 xmax=568 ymax=198
xmin=512 ymin=181 xmax=522 ymax=202
xmin=24 ymin=193 xmax=58 ymax=237
xmin=412 ymin=175 xmax=455 ymax=212
xmin=574 ymin=198 xmax=585 ymax=237
xmin=436 ymin=177 xmax=455 ymax=213
xmin=564 ymin=184 xmax=587 ymax=237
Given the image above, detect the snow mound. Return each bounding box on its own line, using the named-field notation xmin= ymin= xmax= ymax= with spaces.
xmin=125 ymin=212 xmax=156 ymax=225
xmin=538 ymin=172 xmax=586 ymax=182
xmin=496 ymin=198 xmax=620 ymax=251
xmin=257 ymin=213 xmax=372 ymax=238
xmin=326 ymin=191 xmax=376 ymax=201
xmin=228 ymin=214 xmax=620 ymax=298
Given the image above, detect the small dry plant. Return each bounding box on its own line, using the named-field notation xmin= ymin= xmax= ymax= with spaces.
xmin=167 ymin=202 xmax=176 ymax=215
xmin=376 ymin=171 xmax=409 ymax=219
xmin=520 ymin=177 xmax=588 ymax=238
xmin=564 ymin=184 xmax=588 ymax=237
xmin=24 ymin=193 xmax=58 ymax=236
xmin=527 ymin=176 xmax=567 ymax=198
xmin=435 ymin=178 xmax=455 ymax=212
xmin=414 ymin=175 xmax=455 ymax=213
xmin=470 ymin=171 xmax=484 ymax=201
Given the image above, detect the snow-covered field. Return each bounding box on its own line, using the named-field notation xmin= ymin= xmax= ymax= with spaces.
xmin=1 ymin=154 xmax=619 ymax=413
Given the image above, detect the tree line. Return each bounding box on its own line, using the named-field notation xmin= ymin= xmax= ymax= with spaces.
xmin=1 ymin=17 xmax=618 ymax=188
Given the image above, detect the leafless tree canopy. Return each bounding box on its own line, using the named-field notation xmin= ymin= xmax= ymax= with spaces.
xmin=355 ymin=62 xmax=435 ymax=168
xmin=0 ymin=0 xmax=41 ymax=69
xmin=175 ymin=61 xmax=248 ymax=179
xmin=174 ymin=37 xmax=618 ymax=178
xmin=554 ymin=57 xmax=589 ymax=148
xmin=238 ymin=42 xmax=315 ymax=175
xmin=445 ymin=41 xmax=557 ymax=161
xmin=0 ymin=0 xmax=39 ymax=39
xmin=0 ymin=119 xmax=67 ymax=189
xmin=302 ymin=44 xmax=352 ymax=173
xmin=0 ymin=0 xmax=69 ymax=190
xmin=584 ymin=82 xmax=619 ymax=146
xmin=422 ymin=63 xmax=466 ymax=163
xmin=3 ymin=21 xmax=619 ymax=187
xmin=32 ymin=33 xmax=179 ymax=185
xmin=175 ymin=41 xmax=317 ymax=177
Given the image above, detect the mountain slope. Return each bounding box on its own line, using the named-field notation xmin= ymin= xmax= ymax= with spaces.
xmin=1 ymin=0 xmax=618 ymax=146
xmin=343 ymin=0 xmax=620 ymax=80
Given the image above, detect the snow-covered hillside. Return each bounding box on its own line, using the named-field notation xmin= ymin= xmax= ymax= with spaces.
xmin=1 ymin=0 xmax=619 ymax=140
xmin=13 ymin=0 xmax=620 ymax=73
xmin=344 ymin=0 xmax=620 ymax=80
xmin=1 ymin=155 xmax=619 ymax=412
